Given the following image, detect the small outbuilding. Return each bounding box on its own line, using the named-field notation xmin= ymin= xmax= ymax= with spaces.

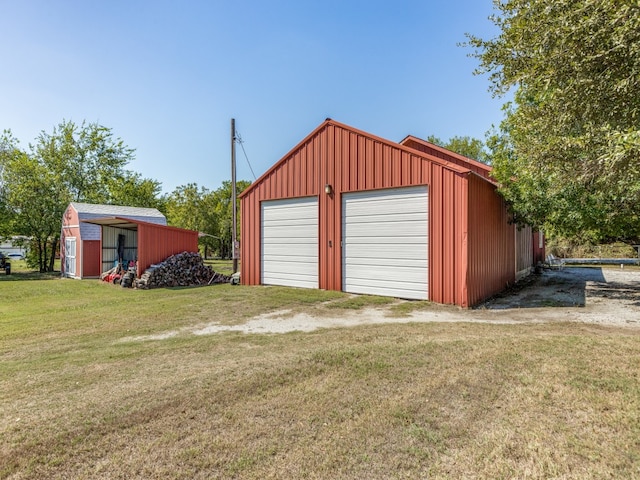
xmin=240 ymin=119 xmax=544 ymax=308
xmin=61 ymin=202 xmax=198 ymax=279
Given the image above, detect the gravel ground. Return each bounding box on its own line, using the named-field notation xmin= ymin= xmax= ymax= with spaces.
xmin=471 ymin=266 xmax=640 ymax=327
xmin=129 ymin=267 xmax=640 ymax=341
xmin=202 ymin=267 xmax=640 ymax=334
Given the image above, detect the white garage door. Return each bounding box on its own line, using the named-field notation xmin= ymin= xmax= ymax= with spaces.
xmin=261 ymin=197 xmax=318 ymax=288
xmin=342 ymin=186 xmax=428 ymax=300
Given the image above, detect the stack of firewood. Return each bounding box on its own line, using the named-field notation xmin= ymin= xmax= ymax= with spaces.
xmin=134 ymin=252 xmax=230 ymax=289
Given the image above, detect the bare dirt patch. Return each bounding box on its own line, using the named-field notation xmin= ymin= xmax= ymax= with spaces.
xmin=474 ymin=266 xmax=640 ymax=327
xmin=137 ymin=267 xmax=638 ymax=340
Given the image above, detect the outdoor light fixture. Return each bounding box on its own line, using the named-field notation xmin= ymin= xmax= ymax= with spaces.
xmin=324 ymin=184 xmax=333 ymax=195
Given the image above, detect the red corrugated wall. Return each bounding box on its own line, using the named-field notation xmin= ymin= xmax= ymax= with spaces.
xmin=466 ymin=174 xmax=516 ymax=306
xmin=533 ymin=230 xmax=546 ymax=265
xmin=241 ymin=120 xmax=476 ymax=306
xmin=137 ymin=223 xmax=198 ymax=276
xmin=400 ymin=136 xmax=494 ymax=181
xmin=82 ymin=240 xmax=101 ymax=278
xmin=515 ymin=225 xmax=534 ymax=280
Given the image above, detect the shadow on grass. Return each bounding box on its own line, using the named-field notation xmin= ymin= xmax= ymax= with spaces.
xmin=164 ymin=283 xmax=229 ymax=291
xmin=0 ymin=270 xmax=61 ymax=282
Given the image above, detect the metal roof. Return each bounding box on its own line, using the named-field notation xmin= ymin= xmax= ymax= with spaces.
xmin=80 ymin=216 xmax=145 ymax=231
xmin=71 ymin=202 xmax=166 ymax=221
xmin=80 ymin=216 xmax=197 ymax=235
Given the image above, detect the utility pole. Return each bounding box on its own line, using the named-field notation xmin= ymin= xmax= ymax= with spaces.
xmin=231 ymin=118 xmax=238 ymax=274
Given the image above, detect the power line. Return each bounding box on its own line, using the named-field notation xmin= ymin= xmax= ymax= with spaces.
xmin=235 ymin=131 xmax=257 ymax=180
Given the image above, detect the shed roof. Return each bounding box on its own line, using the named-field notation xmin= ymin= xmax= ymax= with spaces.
xmin=71 ymin=202 xmax=166 ymax=221
xmin=81 ymin=216 xmax=193 ymax=234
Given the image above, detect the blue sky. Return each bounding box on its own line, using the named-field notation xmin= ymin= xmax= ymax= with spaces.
xmin=1 ymin=1 xmax=506 ymax=194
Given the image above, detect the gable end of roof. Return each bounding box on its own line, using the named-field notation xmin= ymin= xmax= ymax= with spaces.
xmin=70 ymin=202 xmax=166 ymax=220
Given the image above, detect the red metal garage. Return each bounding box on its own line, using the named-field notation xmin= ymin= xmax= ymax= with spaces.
xmin=240 ymin=119 xmax=543 ymax=308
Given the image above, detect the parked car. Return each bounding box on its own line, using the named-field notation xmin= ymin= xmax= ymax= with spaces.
xmin=7 ymin=253 xmax=24 ymax=260
xmin=0 ymin=253 xmax=11 ymax=275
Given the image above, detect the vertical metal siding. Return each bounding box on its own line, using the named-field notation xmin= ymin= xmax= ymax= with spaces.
xmin=82 ymin=240 xmax=101 ymax=278
xmin=240 ymin=120 xmax=509 ymax=307
xmin=515 ymin=225 xmax=534 ymax=280
xmin=425 ymin=165 xmax=469 ymax=306
xmin=466 ymin=174 xmax=515 ymax=306
xmin=137 ymin=224 xmax=198 ymax=276
xmin=401 ymin=137 xmax=493 ymax=181
xmin=533 ymin=230 xmax=546 ymax=265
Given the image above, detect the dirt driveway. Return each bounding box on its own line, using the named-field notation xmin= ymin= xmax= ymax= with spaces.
xmin=187 ymin=267 xmax=640 ymax=336
xmin=472 ymin=266 xmax=640 ymax=327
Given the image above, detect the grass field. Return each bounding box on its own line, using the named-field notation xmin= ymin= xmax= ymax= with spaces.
xmin=1 ymin=269 xmax=639 ymax=479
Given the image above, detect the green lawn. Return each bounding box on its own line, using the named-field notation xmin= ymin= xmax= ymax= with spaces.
xmin=1 ymin=274 xmax=639 ymax=479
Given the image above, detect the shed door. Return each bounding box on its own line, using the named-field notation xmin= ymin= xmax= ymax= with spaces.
xmin=82 ymin=240 xmax=101 ymax=278
xmin=65 ymin=237 xmax=77 ymax=277
xmin=261 ymin=197 xmax=318 ymax=288
xmin=342 ymin=186 xmax=428 ymax=300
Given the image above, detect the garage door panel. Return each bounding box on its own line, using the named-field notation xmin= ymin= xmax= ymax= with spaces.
xmin=262 ymin=246 xmax=316 ymax=255
xmin=264 ymin=208 xmax=315 ymax=218
xmin=263 ymin=219 xmax=318 ymax=229
xmin=344 ymin=244 xmax=428 ymax=260
xmin=263 ymin=229 xmax=318 ymax=240
xmin=262 ymin=245 xmax=316 ymax=257
xmin=344 ymin=235 xmax=428 ymax=245
xmin=262 ymin=254 xmax=317 ymax=268
xmin=345 ymin=223 xmax=427 ymax=236
xmin=346 ymin=284 xmax=428 ymax=299
xmin=345 ymin=212 xmax=428 ymax=224
xmin=346 ymin=276 xmax=427 ymax=291
xmin=343 ymin=186 xmax=428 ymax=300
xmin=345 ymin=189 xmax=427 ymax=203
xmin=263 ymin=198 xmax=316 ymax=211
xmin=345 ymin=257 xmax=428 ymax=269
xmin=345 ymin=202 xmax=426 ymax=211
xmin=263 ymin=272 xmax=318 ymax=289
xmin=346 ymin=202 xmax=426 ymax=216
xmin=264 ymin=261 xmax=317 ymax=275
xmin=344 ymin=264 xmax=427 ymax=284
xmin=262 ymin=197 xmax=318 ymax=288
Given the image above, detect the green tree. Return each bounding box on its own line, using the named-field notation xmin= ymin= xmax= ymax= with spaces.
xmin=1 ymin=121 xmax=162 ymax=272
xmin=165 ymin=183 xmax=211 ymax=256
xmin=211 ymin=180 xmax=251 ymax=259
xmin=2 ymin=144 xmax=68 ymax=271
xmin=165 ymin=183 xmax=208 ymax=232
xmin=108 ymin=172 xmax=164 ymax=211
xmin=34 ymin=120 xmax=135 ymax=203
xmin=165 ymin=181 xmax=250 ymax=258
xmin=466 ymin=0 xmax=640 ymax=242
xmin=0 ymin=131 xmax=18 ymax=238
xmin=426 ymin=135 xmax=490 ymax=164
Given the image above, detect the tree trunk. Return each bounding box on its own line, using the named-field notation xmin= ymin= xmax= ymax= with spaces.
xmin=48 ymin=235 xmax=59 ymax=272
xmin=42 ymin=238 xmax=49 ymax=273
xmin=37 ymin=238 xmax=46 ymax=273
